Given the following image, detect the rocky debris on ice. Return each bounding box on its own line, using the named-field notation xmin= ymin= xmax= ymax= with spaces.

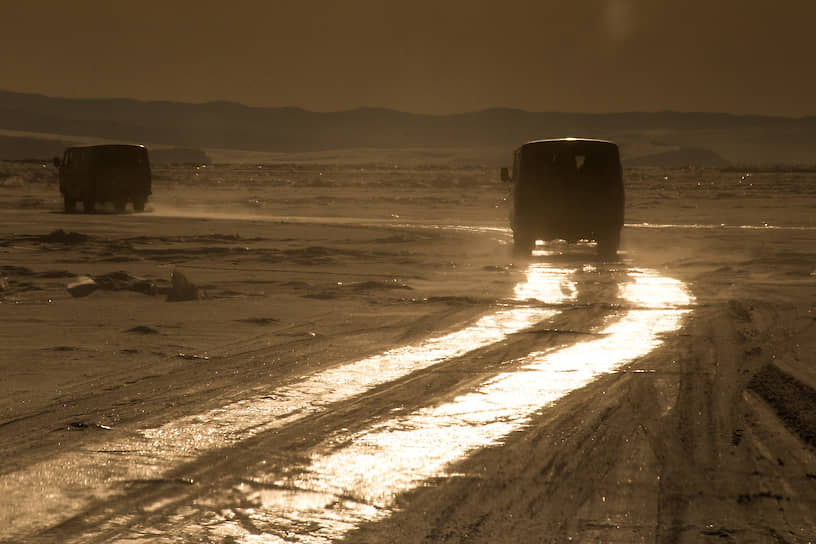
xmin=67 ymin=276 xmax=98 ymax=297
xmin=167 ymin=269 xmax=200 ymax=302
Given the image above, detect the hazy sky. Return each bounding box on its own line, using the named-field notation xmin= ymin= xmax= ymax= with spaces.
xmin=2 ymin=0 xmax=814 ymax=116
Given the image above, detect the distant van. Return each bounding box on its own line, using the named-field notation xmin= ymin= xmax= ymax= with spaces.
xmin=54 ymin=144 xmax=152 ymax=213
xmin=501 ymin=138 xmax=624 ymax=257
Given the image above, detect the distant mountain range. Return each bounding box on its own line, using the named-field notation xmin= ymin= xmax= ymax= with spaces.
xmin=1 ymin=90 xmax=815 ymax=165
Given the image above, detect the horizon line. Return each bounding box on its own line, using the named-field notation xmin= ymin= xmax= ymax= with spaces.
xmin=1 ymin=89 xmax=814 ymax=121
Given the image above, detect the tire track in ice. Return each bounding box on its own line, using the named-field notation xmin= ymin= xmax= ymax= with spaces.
xmin=0 ymin=264 xmax=574 ymax=540
xmin=161 ymin=270 xmax=694 ymax=544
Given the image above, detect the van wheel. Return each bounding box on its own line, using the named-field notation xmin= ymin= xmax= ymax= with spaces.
xmin=132 ymin=196 xmax=146 ymax=212
xmin=83 ymin=199 xmax=95 ymax=213
xmin=114 ymin=199 xmax=127 ymax=212
xmin=63 ymin=196 xmax=76 ymax=213
xmin=513 ymin=231 xmax=535 ymax=256
xmin=596 ymin=228 xmax=620 ymax=259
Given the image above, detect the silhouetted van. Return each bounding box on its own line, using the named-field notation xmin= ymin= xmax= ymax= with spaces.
xmin=501 ymin=138 xmax=624 ymax=257
xmin=54 ymin=144 xmax=151 ymax=213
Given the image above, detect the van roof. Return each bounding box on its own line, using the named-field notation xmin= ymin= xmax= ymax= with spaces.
xmin=66 ymin=144 xmax=147 ymax=151
xmin=521 ymin=138 xmax=617 ymax=147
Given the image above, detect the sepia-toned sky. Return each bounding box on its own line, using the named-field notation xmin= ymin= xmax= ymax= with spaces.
xmin=1 ymin=0 xmax=814 ymax=116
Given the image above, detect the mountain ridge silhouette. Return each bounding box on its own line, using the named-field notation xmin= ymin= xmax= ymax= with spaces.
xmin=1 ymin=90 xmax=814 ymax=164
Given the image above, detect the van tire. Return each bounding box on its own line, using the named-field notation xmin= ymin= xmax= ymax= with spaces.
xmin=513 ymin=231 xmax=535 ymax=256
xmin=132 ymin=196 xmax=146 ymax=212
xmin=596 ymin=228 xmax=620 ymax=259
xmin=83 ymin=198 xmax=95 ymax=213
xmin=63 ymin=196 xmax=76 ymax=213
xmin=114 ymin=199 xmax=127 ymax=212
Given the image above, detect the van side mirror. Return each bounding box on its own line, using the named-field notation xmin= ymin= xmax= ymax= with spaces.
xmin=500 ymin=167 xmax=511 ymax=183
xmin=52 ymin=157 xmax=61 ymax=168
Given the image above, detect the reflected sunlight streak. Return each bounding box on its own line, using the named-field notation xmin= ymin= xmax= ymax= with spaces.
xmin=227 ymin=268 xmax=693 ymax=543
xmin=0 ymin=263 xmax=694 ymax=543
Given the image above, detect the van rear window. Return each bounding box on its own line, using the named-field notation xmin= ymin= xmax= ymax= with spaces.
xmin=521 ymin=143 xmax=617 ymax=179
xmin=94 ymin=147 xmax=146 ymax=163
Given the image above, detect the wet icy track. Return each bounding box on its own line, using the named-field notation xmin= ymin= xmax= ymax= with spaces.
xmin=1 ymin=260 xmax=693 ymax=542
xmin=192 ymin=266 xmax=692 ymax=543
